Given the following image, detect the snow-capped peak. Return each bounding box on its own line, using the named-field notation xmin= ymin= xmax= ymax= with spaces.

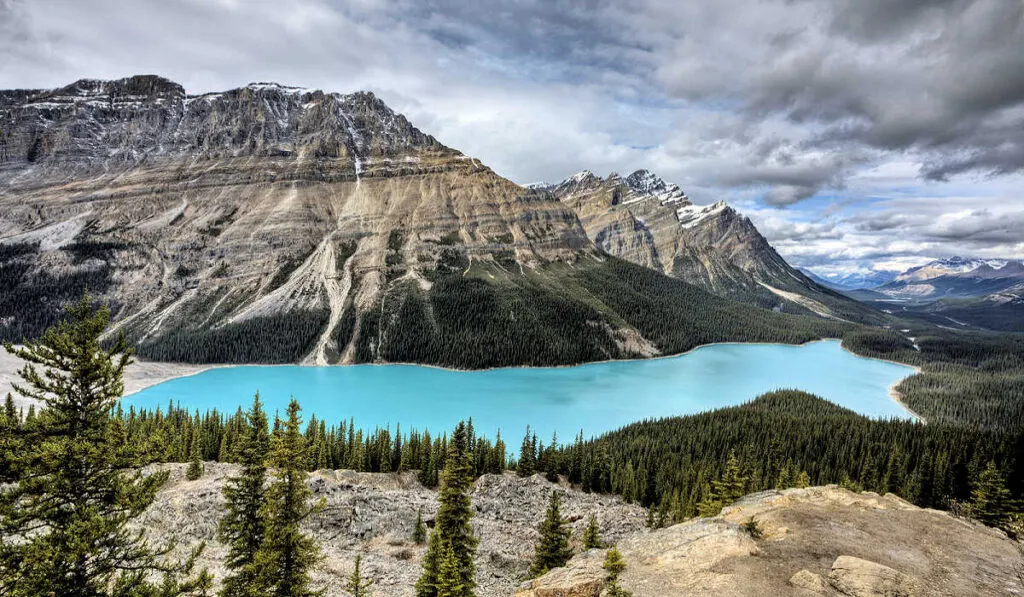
xmin=624 ymin=169 xmax=667 ymax=195
xmin=896 ymin=257 xmax=1024 ymax=282
xmin=570 ymin=170 xmax=596 ymax=183
xmin=244 ymin=82 xmax=315 ymax=94
xmin=677 ymin=201 xmax=729 ymax=229
xmin=620 ymin=169 xmax=688 ymax=206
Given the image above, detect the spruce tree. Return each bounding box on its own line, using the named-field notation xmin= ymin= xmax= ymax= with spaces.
xmin=416 ymin=421 xmax=477 ymax=597
xmin=256 ymin=399 xmax=324 ymax=597
xmin=971 ymin=461 xmax=1013 ymax=527
xmin=0 ymin=295 xmax=210 ymax=597
xmin=0 ymin=393 xmax=21 ymax=482
xmin=518 ymin=426 xmax=535 ymax=477
xmin=413 ymin=506 xmax=427 ymax=544
xmin=187 ymin=425 xmax=204 ymax=481
xmin=436 ymin=543 xmax=465 ymax=597
xmin=603 ymin=547 xmax=632 ymax=597
xmin=344 ymin=554 xmax=374 ymax=597
xmin=582 ymin=514 xmax=603 ymax=549
xmin=529 ymin=491 xmax=572 ymax=578
xmin=219 ymin=394 xmax=271 ymax=597
xmin=698 ymin=451 xmax=748 ymax=517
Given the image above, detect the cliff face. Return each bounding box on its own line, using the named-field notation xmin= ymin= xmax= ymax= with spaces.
xmin=0 ymin=76 xmax=592 ymax=363
xmin=542 ymin=170 xmax=880 ymax=322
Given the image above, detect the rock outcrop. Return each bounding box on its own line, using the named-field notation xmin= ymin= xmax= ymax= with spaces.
xmin=520 ymin=486 xmax=1022 ymax=597
xmin=827 ymin=555 xmax=919 ymax=597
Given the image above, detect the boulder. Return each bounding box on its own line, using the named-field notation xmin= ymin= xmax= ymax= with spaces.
xmin=828 ymin=555 xmax=918 ymax=597
xmin=789 ymin=569 xmax=828 ymax=594
xmin=516 ymin=550 xmax=606 ymax=597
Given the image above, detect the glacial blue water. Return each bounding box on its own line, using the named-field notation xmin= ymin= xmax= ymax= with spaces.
xmin=122 ymin=340 xmax=918 ymax=440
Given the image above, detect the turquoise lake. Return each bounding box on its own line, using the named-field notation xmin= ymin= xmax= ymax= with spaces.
xmin=123 ymin=340 xmax=918 ymax=440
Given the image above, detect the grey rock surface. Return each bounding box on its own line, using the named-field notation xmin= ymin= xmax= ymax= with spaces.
xmin=137 ymin=463 xmax=646 ymax=597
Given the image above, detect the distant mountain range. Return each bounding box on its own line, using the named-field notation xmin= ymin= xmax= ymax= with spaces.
xmin=820 ymin=257 xmax=1024 ymax=332
xmin=0 ymin=75 xmax=873 ymax=366
xmin=872 ymin=257 xmax=1024 ymax=300
xmin=799 ymin=269 xmax=897 ymax=291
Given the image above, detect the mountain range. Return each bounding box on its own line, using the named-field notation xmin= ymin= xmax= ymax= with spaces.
xmin=873 ymin=257 xmax=1024 ymax=300
xmin=810 ymin=257 xmax=1024 ymax=332
xmin=798 ymin=269 xmax=896 ymax=291
xmin=535 ymin=170 xmax=876 ymax=322
xmin=0 ymin=75 xmax=872 ymax=366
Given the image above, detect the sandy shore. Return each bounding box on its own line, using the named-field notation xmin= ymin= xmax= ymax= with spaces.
xmin=0 ymin=349 xmax=220 ymax=411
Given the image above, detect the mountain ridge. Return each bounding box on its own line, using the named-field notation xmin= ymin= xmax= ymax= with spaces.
xmin=1 ymin=75 xmax=862 ymax=366
xmin=873 ymin=256 xmax=1024 ymax=301
xmin=542 ymin=168 xmax=881 ymax=323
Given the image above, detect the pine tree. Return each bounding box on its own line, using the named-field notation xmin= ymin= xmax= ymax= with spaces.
xmin=582 ymin=514 xmax=603 ymax=549
xmin=971 ymin=461 xmax=1013 ymax=527
xmin=603 ymin=547 xmax=632 ymax=597
xmin=529 ymin=491 xmax=572 ymax=578
xmin=794 ymin=470 xmax=810 ymax=489
xmin=698 ymin=451 xmax=747 ymax=517
xmin=219 ymin=394 xmax=271 ymax=597
xmin=644 ymin=505 xmax=657 ymax=529
xmin=187 ymin=424 xmax=205 ymax=481
xmin=413 ymin=507 xmax=428 ymax=544
xmin=717 ymin=452 xmax=747 ymax=502
xmin=343 ymin=554 xmax=374 ymax=597
xmin=0 ymin=295 xmax=210 ymax=596
xmin=256 ymin=399 xmax=324 ymax=597
xmin=0 ymin=393 xmax=21 ymax=481
xmin=435 ymin=543 xmax=465 ymax=597
xmin=518 ymin=426 xmax=536 ymax=477
xmin=415 ymin=421 xmax=477 ymax=597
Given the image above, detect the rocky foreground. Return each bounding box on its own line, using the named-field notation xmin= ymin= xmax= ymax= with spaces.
xmin=140 ymin=463 xmax=646 ymax=596
xmin=521 ymin=486 xmax=1022 ymax=597
xmin=142 ymin=464 xmax=1022 ymax=596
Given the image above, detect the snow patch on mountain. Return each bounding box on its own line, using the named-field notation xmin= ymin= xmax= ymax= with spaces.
xmin=677 ymin=201 xmax=728 ymax=228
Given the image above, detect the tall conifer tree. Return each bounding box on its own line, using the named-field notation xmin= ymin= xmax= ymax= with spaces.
xmin=256 ymin=399 xmax=323 ymax=596
xmin=219 ymin=394 xmax=271 ymax=596
xmin=416 ymin=421 xmax=477 ymax=597
xmin=529 ymin=491 xmax=572 ymax=577
xmin=186 ymin=423 xmax=204 ymax=481
xmin=0 ymin=295 xmax=210 ymax=596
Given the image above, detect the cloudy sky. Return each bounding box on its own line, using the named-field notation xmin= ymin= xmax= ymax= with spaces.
xmin=2 ymin=0 xmax=1022 ymax=276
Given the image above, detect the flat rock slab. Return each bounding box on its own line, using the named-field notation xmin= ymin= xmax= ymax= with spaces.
xmin=527 ymin=486 xmax=1022 ymax=597
xmin=828 ymin=555 xmax=918 ymax=597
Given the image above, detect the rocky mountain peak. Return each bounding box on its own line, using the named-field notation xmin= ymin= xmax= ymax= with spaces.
xmin=547 ymin=167 xmax=875 ymax=322
xmin=619 ymin=169 xmax=687 ymax=205
xmin=676 ymin=200 xmax=732 ymax=228
xmin=0 ymin=77 xmax=443 ymax=182
xmin=624 ymin=168 xmax=666 ymax=194
xmin=547 ymin=169 xmax=602 ymax=194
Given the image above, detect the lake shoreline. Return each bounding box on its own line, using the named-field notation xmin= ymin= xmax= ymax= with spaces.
xmin=4 ymin=338 xmax=921 ymax=421
xmin=118 ymin=338 xmax=921 ymax=420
